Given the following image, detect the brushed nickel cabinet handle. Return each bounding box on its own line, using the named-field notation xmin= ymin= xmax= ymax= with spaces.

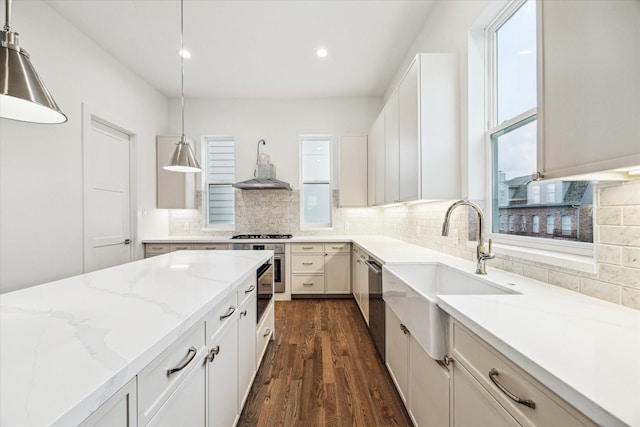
xmin=244 ymin=285 xmax=256 ymax=294
xmin=488 ymin=368 xmax=536 ymax=409
xmin=124 ymin=239 xmax=131 ymax=245
xmin=303 ymin=282 xmax=314 ymax=286
xmin=219 ymin=306 xmax=236 ymax=320
xmin=263 ymin=328 xmax=271 ymax=337
xmin=400 ymin=324 xmax=409 ymax=335
xmin=331 ymin=246 xmax=342 ymax=249
xmin=302 ymin=262 xmax=313 ymax=265
xmin=208 ymin=345 xmax=220 ymax=363
xmin=302 ymin=246 xmax=313 ymax=249
xmin=167 ymin=346 xmax=197 ymax=376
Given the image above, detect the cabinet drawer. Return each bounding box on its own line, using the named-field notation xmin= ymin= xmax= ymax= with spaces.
xmin=451 ymin=321 xmax=595 ymax=427
xmin=205 ymin=291 xmax=238 ymax=343
xmin=291 ymin=242 xmax=323 ymax=253
xmin=191 ymin=243 xmax=229 ymax=250
xmin=256 ymin=302 xmax=274 ymax=366
xmin=325 ymin=242 xmax=351 ymax=253
xmin=169 ymin=243 xmax=193 ymax=251
xmin=138 ymin=321 xmax=205 ymax=424
xmin=292 ymin=274 xmax=325 ymax=293
xmin=145 ymin=244 xmax=170 ymax=257
xmin=291 ymin=255 xmax=324 ymax=273
xmin=237 ymin=273 xmax=257 ymax=307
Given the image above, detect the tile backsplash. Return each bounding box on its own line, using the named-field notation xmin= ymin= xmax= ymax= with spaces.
xmin=167 ymin=181 xmax=640 ymax=310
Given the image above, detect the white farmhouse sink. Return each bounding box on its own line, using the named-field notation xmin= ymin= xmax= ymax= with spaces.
xmin=383 ymin=263 xmax=519 ymax=360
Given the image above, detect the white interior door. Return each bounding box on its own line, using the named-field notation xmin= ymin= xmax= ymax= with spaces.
xmin=84 ymin=117 xmax=132 ymax=273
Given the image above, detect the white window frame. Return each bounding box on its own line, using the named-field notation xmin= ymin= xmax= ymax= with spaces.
xmin=201 ymin=135 xmax=235 ymax=231
xmin=299 ymin=134 xmax=333 ymax=230
xmin=532 ymin=215 xmax=540 ymax=233
xmin=484 ymin=0 xmax=593 ymax=258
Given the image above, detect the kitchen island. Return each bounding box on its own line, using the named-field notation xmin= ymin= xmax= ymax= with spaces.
xmin=0 ymin=250 xmax=272 ymax=426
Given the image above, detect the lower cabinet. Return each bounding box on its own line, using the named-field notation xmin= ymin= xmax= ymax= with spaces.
xmin=147 ymin=362 xmax=206 ymax=427
xmin=449 ymin=320 xmax=596 ymax=427
xmin=291 ymin=242 xmax=351 ymax=295
xmin=79 ymin=378 xmax=138 ymax=427
xmin=238 ymin=292 xmax=257 ymax=409
xmin=352 ymin=245 xmax=369 ymax=324
xmin=207 ymin=317 xmax=239 ymax=427
xmin=452 ymin=361 xmax=519 ymax=427
xmin=385 ymin=305 xmax=450 ymax=426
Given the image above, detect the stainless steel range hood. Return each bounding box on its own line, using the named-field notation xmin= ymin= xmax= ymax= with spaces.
xmin=234 ymin=139 xmax=293 ymax=190
xmin=233 ymin=177 xmax=293 ymax=190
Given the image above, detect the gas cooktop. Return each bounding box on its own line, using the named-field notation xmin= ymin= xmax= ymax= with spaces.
xmin=230 ymin=234 xmax=293 ymax=240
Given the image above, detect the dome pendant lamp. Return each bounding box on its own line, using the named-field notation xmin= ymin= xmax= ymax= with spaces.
xmin=164 ymin=0 xmax=201 ymax=173
xmin=0 ymin=0 xmax=67 ymax=124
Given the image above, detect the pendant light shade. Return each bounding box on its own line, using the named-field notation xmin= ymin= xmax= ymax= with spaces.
xmin=165 ymin=136 xmax=202 ymax=172
xmin=163 ymin=0 xmax=201 ymax=173
xmin=0 ymin=0 xmax=67 ymax=124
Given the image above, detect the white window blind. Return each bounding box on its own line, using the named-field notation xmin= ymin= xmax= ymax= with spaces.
xmin=204 ymin=138 xmax=235 ymax=226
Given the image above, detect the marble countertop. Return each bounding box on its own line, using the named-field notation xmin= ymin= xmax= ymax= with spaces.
xmin=142 ymin=235 xmax=354 ymax=244
xmin=359 ymin=237 xmax=639 ymax=427
xmin=0 ymin=250 xmax=272 ymax=427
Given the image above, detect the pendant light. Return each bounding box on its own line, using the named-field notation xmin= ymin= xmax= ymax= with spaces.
xmin=0 ymin=0 xmax=67 ymax=124
xmin=164 ymin=0 xmax=201 ymax=173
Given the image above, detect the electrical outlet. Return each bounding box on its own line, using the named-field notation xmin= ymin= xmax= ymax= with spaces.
xmin=452 ymin=229 xmax=459 ymax=245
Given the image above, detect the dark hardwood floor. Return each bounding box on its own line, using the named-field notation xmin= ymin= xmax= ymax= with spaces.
xmin=238 ymin=299 xmax=413 ymax=427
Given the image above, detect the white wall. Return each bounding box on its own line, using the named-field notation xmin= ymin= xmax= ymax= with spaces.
xmin=168 ymin=97 xmax=382 ymax=187
xmin=0 ymin=1 xmax=169 ymax=293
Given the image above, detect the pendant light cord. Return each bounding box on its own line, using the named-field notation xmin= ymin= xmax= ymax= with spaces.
xmin=4 ymin=0 xmax=12 ymax=32
xmin=180 ymin=0 xmax=185 ymax=139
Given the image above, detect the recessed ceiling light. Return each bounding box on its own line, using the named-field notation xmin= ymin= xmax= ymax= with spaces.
xmin=316 ymin=48 xmax=328 ymax=58
xmin=179 ymin=49 xmax=191 ymax=59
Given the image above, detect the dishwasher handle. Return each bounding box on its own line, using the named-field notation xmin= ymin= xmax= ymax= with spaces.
xmin=365 ymin=260 xmax=382 ymax=274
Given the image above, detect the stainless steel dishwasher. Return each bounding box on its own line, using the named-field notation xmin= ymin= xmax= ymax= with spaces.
xmin=367 ymin=258 xmax=385 ymax=361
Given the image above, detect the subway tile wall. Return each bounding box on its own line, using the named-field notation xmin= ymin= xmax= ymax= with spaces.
xmin=168 ymin=181 xmax=640 ymax=310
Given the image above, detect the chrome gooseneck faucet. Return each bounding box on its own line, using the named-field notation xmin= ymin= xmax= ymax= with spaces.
xmin=442 ymin=200 xmax=495 ymax=275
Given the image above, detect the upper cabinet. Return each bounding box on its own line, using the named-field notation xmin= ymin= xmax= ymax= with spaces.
xmin=538 ymin=0 xmax=640 ymax=179
xmin=368 ymin=110 xmax=386 ymax=206
xmin=339 ymin=135 xmax=368 ymax=207
xmin=156 ymin=136 xmax=196 ymax=209
xmin=368 ymin=53 xmax=460 ymax=205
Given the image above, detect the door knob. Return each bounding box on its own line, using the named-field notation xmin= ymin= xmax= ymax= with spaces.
xmin=124 ymin=239 xmax=131 ymax=244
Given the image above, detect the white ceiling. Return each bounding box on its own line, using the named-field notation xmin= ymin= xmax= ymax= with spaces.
xmin=47 ymin=0 xmax=436 ymax=99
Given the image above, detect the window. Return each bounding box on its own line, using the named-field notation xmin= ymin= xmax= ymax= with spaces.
xmin=202 ymin=137 xmax=235 ymax=227
xmin=546 ymin=215 xmax=554 ymax=235
xmin=561 ymin=215 xmax=572 ymax=236
xmin=487 ymin=0 xmax=594 ymax=246
xmin=508 ymin=215 xmax=515 ymax=231
xmin=300 ymin=136 xmax=332 ymax=228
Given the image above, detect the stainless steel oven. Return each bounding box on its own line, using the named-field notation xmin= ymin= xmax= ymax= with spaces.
xmin=256 ymin=259 xmax=273 ymax=324
xmin=233 ymin=243 xmax=285 ymax=293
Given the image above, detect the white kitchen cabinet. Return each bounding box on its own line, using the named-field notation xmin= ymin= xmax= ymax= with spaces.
xmin=367 ymin=111 xmax=383 ymax=206
xmin=156 ymin=136 xmax=196 ymax=209
xmin=256 ymin=301 xmax=274 ymax=366
xmin=238 ymin=292 xmax=257 ymax=409
xmin=386 ymin=304 xmax=451 ymax=427
xmin=538 ymin=0 xmax=640 ymax=179
xmin=398 ymin=58 xmax=419 ymax=202
xmin=385 ymin=305 xmax=409 ymax=404
xmin=352 ymin=245 xmax=369 ymax=324
xmin=79 ymin=378 xmax=137 ymax=427
xmin=339 ymin=135 xmax=368 ymax=207
xmin=450 ymin=320 xmax=596 ymax=427
xmin=291 ymin=242 xmax=351 ymax=295
xmin=452 ymin=361 xmax=520 ymax=427
xmin=384 ymin=89 xmax=400 ymax=204
xmin=144 ymin=243 xmax=229 ymax=258
xmin=409 ymin=335 xmax=449 ymax=427
xmin=147 ymin=361 xmax=206 ymax=427
xmin=207 ymin=314 xmax=239 ymax=427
